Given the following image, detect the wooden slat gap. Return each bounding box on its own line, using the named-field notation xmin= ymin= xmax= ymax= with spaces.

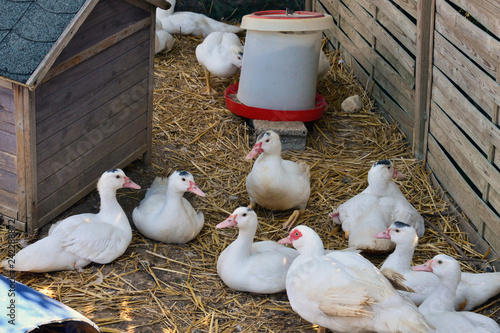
xmin=42 ymin=17 xmax=152 ymax=85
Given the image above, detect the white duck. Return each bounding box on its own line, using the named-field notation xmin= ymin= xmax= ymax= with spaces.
xmin=246 ymin=130 xmax=311 ymax=230
xmin=278 ymin=225 xmax=434 ymax=333
xmin=1 ymin=169 xmax=140 ymax=273
xmin=132 ymin=171 xmax=206 ymax=244
xmin=216 ymin=207 xmax=299 ymax=294
xmin=155 ymin=18 xmax=175 ymax=54
xmin=413 ymin=254 xmax=500 ymax=333
xmin=195 ymin=31 xmax=243 ymax=95
xmin=375 ymin=221 xmax=500 ymax=310
xmin=331 ymin=159 xmax=425 ymax=253
xmin=156 ymin=0 xmax=242 ymax=38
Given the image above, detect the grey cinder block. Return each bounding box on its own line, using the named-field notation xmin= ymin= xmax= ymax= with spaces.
xmin=251 ymin=120 xmax=307 ymax=151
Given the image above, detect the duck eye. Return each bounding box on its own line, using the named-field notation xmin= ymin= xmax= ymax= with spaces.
xmin=294 ymin=232 xmax=299 ymax=237
xmin=182 ymin=178 xmax=186 ymax=181
xmin=242 ymin=213 xmax=247 ymax=217
xmin=115 ymin=175 xmax=120 ymax=179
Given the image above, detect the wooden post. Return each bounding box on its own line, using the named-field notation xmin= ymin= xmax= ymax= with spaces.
xmin=144 ymin=4 xmax=155 ymax=165
xmin=305 ymin=0 xmax=313 ymax=11
xmin=414 ymin=0 xmax=436 ymax=160
xmin=483 ymin=64 xmax=500 ymax=235
xmin=14 ymin=85 xmax=37 ymax=234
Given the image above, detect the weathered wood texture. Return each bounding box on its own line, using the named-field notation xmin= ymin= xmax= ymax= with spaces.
xmin=427 ymin=0 xmax=500 ymax=252
xmin=314 ymin=0 xmax=417 ymax=146
xmin=34 ymin=1 xmax=152 ymax=228
xmin=315 ymin=0 xmax=500 ymax=254
xmin=0 ymin=0 xmax=153 ymax=234
xmin=0 ymin=85 xmax=18 ymax=221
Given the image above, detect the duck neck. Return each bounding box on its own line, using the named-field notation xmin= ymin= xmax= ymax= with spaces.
xmin=367 ymin=176 xmax=395 ymax=195
xmin=420 ymin=273 xmax=459 ymax=312
xmin=383 ymin=242 xmax=415 ymax=272
xmin=299 ymin=236 xmax=325 ymax=258
xmin=164 ymin=187 xmax=185 ymax=211
xmin=257 ymin=152 xmax=283 ymax=168
xmin=228 ymin=227 xmax=257 ymax=259
xmin=166 ymin=0 xmax=175 ymax=14
xmin=98 ymin=187 xmax=127 ymax=225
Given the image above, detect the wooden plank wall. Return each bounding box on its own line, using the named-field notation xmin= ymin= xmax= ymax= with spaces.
xmin=33 ymin=0 xmax=152 ymax=230
xmin=315 ymin=0 xmax=500 ymax=254
xmin=427 ymin=0 xmax=500 ymax=252
xmin=0 ymin=84 xmax=18 ymax=219
xmin=313 ymin=0 xmax=418 ymax=147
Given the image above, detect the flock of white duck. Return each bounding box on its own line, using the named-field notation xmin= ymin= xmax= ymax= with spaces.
xmin=2 ymin=3 xmax=499 ymax=331
xmin=155 ymin=0 xmax=330 ymax=96
xmin=3 ymin=128 xmax=499 ymax=332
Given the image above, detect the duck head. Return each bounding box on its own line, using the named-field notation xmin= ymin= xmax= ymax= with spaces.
xmin=98 ymin=169 xmax=141 ymax=192
xmin=246 ymin=130 xmax=282 ymax=159
xmin=368 ymin=160 xmax=404 ymax=184
xmin=278 ymin=225 xmax=324 ymax=256
xmin=216 ymin=207 xmax=257 ymax=230
xmin=169 ymin=171 xmax=206 ymax=196
xmin=374 ymin=221 xmax=418 ymax=248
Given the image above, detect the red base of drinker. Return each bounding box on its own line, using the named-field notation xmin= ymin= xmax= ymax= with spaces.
xmin=224 ymin=83 xmax=327 ymax=122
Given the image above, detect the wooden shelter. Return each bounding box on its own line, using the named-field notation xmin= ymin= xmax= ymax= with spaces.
xmin=311 ymin=0 xmax=500 ymax=258
xmin=0 ymin=0 xmax=170 ymax=234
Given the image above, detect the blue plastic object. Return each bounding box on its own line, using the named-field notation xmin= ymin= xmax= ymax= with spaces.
xmin=0 ymin=274 xmax=100 ymax=332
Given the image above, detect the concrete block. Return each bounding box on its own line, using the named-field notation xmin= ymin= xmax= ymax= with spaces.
xmin=251 ymin=120 xmax=307 ymax=151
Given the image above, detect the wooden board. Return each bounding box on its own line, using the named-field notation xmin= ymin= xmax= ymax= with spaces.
xmin=14 ymin=85 xmax=36 ymax=232
xmin=431 ymin=69 xmax=500 ymax=159
xmin=0 ymin=86 xmax=15 ymax=134
xmin=0 ymin=187 xmax=19 ymax=223
xmin=37 ymin=113 xmax=148 ymax=203
xmin=435 ymin=0 xmax=500 ymax=78
xmin=433 ymin=32 xmax=500 ymax=116
xmin=53 ymin=0 xmax=150 ymax=67
xmin=37 ymin=78 xmax=148 ymax=165
xmin=42 ymin=21 xmax=150 ymax=85
xmin=0 ymin=129 xmax=16 ymax=155
xmin=36 ymin=40 xmax=149 ymax=126
xmin=0 ymin=151 xmax=16 ymax=175
xmin=37 ymin=95 xmax=148 ymax=183
xmin=37 ymin=131 xmax=147 ymax=223
xmin=36 ymin=59 xmax=149 ymax=149
xmin=427 ymin=135 xmax=500 ymax=252
xmin=448 ymin=0 xmax=500 ymax=38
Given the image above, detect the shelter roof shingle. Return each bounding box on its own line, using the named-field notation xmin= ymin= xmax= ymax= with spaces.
xmin=0 ymin=0 xmax=86 ymax=84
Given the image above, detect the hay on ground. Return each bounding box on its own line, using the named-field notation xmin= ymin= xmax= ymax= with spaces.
xmin=0 ymin=35 xmax=498 ymax=332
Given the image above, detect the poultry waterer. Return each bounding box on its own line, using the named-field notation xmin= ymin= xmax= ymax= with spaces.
xmin=225 ymin=10 xmax=334 ymax=122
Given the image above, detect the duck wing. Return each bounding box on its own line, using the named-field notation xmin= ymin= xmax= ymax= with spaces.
xmin=60 ymin=222 xmax=131 ymax=264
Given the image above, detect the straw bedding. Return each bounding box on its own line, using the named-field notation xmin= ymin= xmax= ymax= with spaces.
xmin=0 ymin=35 xmax=498 ymax=332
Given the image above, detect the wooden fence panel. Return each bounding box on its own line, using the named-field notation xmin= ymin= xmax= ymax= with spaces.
xmin=428 ymin=0 xmax=500 ymax=250
xmin=316 ymin=0 xmax=417 ymax=144
xmin=316 ymin=0 xmax=500 ymax=254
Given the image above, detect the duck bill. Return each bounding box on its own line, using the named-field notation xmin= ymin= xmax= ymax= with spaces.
xmin=330 ymin=211 xmax=341 ymax=224
xmin=278 ymin=235 xmax=292 ymax=245
xmin=392 ymin=167 xmax=405 ymax=179
xmin=216 ymin=215 xmax=237 ymax=228
xmin=123 ymin=177 xmax=141 ymax=189
xmin=373 ymin=229 xmax=391 ymax=239
xmin=412 ymin=260 xmax=433 ymax=272
xmin=245 ymin=142 xmax=263 ymax=159
xmin=188 ymin=181 xmax=206 ymax=197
